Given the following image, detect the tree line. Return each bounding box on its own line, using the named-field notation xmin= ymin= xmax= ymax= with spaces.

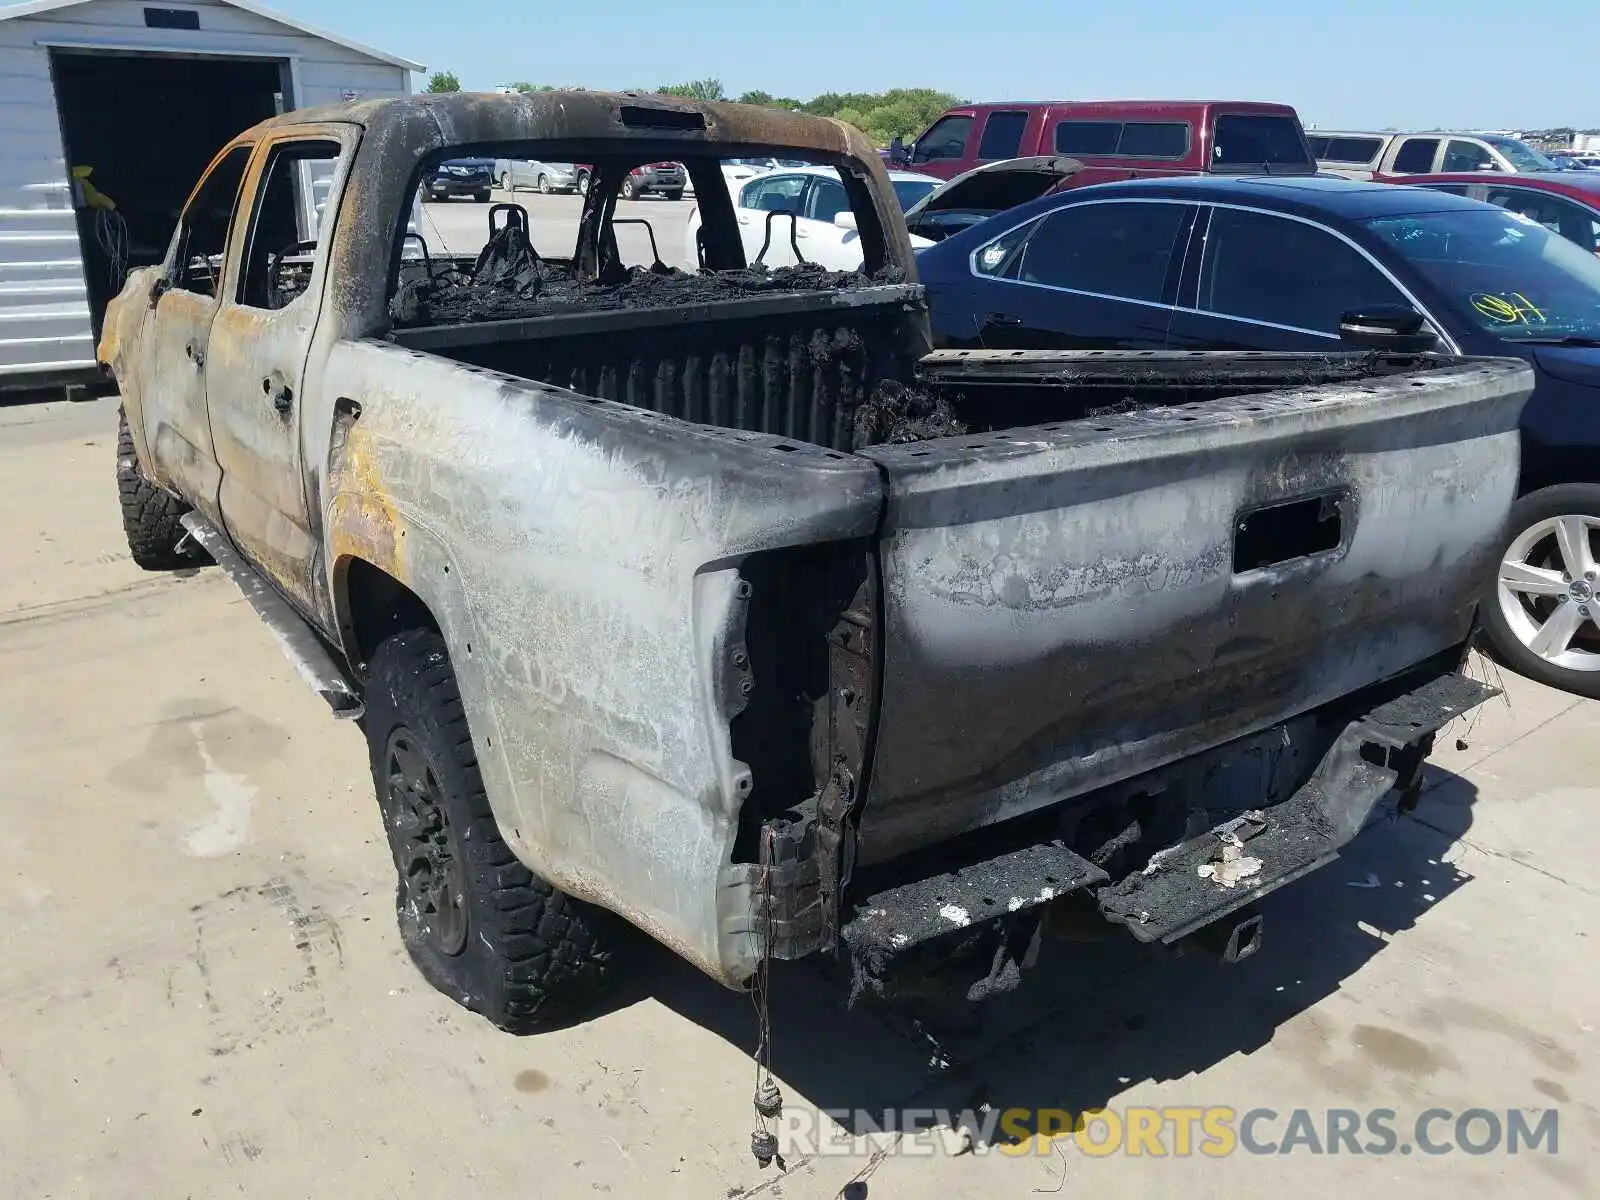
xmin=422 ymin=73 xmax=961 ymax=147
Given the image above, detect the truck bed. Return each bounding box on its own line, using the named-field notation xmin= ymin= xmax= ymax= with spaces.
xmin=388 ymin=266 xmax=930 ymax=451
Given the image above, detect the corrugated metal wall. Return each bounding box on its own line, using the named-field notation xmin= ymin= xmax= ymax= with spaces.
xmin=0 ymin=28 xmax=89 ymax=380
xmin=0 ymin=0 xmax=411 ymax=387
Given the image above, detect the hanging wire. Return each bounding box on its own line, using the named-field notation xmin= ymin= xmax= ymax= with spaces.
xmin=748 ymin=826 xmax=783 ymax=1168
xmin=94 ymin=207 xmax=130 ymax=294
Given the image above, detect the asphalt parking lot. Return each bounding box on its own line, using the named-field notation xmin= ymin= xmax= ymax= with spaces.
xmin=2 ymin=395 xmax=1596 ymax=1198
xmin=418 ymin=188 xmax=700 ymax=270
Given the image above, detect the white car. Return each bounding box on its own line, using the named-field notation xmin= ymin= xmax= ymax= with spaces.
xmin=717 ymin=156 xmax=805 ymax=187
xmin=684 ymin=165 xmax=940 ymax=271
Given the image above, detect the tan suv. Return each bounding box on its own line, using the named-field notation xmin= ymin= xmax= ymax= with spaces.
xmin=1309 ymin=130 xmax=1558 ymax=179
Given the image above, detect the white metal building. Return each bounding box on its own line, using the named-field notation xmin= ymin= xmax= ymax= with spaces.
xmin=0 ymin=0 xmax=423 ymax=392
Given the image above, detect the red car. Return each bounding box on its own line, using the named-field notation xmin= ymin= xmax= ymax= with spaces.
xmin=1398 ymin=172 xmax=1600 ymax=255
xmin=886 ymin=99 xmax=1314 ymax=187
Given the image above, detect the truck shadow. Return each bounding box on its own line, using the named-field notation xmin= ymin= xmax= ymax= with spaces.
xmin=612 ymin=773 xmax=1479 ymax=1148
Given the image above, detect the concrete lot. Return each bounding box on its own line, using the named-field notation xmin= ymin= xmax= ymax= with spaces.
xmin=419 ymin=189 xmax=700 ymax=270
xmin=2 ymin=395 xmax=1596 ymax=1198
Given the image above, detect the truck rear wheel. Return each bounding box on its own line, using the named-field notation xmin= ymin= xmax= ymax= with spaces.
xmin=363 ymin=629 xmax=627 ymax=1031
xmin=116 ymin=405 xmax=206 ymax=570
xmin=1480 ymin=483 xmax=1600 ymax=699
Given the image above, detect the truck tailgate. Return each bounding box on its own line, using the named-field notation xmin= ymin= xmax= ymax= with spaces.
xmin=853 ymin=355 xmax=1532 ymax=864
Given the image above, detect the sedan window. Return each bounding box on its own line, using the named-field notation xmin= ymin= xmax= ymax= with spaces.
xmin=740 ymin=175 xmax=805 ymax=214
xmin=805 ymin=176 xmax=849 ymax=223
xmin=1198 ymin=207 xmax=1404 ymax=334
xmin=1016 ymin=201 xmax=1189 ymax=302
xmin=973 ymin=220 xmax=1038 ymax=278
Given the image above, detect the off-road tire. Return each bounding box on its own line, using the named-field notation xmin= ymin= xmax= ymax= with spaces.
xmin=364 ymin=629 xmax=627 ymax=1032
xmin=1479 ymin=482 xmax=1600 ymax=699
xmin=620 ymin=176 xmax=639 ymax=201
xmin=116 ymin=405 xmax=204 ymax=570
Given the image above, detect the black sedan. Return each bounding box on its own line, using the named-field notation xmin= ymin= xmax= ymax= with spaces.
xmin=423 ymin=157 xmax=495 ymax=202
xmin=917 ymin=175 xmax=1600 ymax=697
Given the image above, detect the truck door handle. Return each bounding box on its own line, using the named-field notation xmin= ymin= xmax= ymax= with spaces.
xmin=985 ymin=312 xmax=1022 ymax=327
xmin=262 ymin=376 xmax=293 ymax=414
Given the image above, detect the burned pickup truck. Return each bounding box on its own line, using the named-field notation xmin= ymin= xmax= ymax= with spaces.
xmin=103 ymin=92 xmax=1529 ymax=1037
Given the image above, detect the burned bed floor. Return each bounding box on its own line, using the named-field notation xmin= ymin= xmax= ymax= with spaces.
xmin=391 ymin=214 xmax=905 ymax=327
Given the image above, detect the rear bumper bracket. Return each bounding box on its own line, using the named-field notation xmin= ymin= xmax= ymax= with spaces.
xmin=1097 ymin=671 xmax=1497 ymax=946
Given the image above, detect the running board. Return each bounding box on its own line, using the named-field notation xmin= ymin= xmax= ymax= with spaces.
xmin=179 ymin=514 xmax=364 ymax=720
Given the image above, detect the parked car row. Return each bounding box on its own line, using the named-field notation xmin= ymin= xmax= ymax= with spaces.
xmin=426 ymin=159 xmax=693 ymax=202
xmin=1551 ymin=151 xmax=1600 ymax=171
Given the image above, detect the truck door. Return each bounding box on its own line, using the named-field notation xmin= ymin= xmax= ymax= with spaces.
xmin=204 ymin=131 xmax=349 ymax=610
xmin=129 ymin=143 xmax=253 ymax=518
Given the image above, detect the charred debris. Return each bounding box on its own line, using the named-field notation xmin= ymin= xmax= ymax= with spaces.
xmin=390 ymin=210 xmax=904 ymax=325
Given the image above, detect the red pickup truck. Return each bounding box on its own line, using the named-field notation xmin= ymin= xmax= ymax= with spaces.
xmin=889 ymin=99 xmax=1315 ymax=186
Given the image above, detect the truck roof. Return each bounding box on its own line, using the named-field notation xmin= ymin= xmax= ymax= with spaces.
xmin=242 ymin=89 xmax=883 ymax=164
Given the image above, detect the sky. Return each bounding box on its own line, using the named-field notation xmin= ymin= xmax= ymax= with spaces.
xmin=271 ymin=0 xmax=1592 ymax=133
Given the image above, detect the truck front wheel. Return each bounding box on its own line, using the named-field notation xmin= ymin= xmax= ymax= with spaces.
xmin=363 ymin=629 xmax=627 ymax=1031
xmin=116 ymin=405 xmax=207 ymax=570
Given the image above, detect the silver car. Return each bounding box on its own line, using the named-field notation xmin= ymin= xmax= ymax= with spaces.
xmin=494 ymin=158 xmax=580 ymax=193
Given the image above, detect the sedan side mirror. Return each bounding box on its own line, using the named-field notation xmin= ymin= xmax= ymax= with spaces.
xmin=833 ymin=211 xmax=858 ymax=231
xmin=1338 ymin=304 xmax=1438 ymax=353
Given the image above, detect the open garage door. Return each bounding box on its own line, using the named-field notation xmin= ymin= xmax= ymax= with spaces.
xmin=48 ymin=50 xmax=288 ymax=340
